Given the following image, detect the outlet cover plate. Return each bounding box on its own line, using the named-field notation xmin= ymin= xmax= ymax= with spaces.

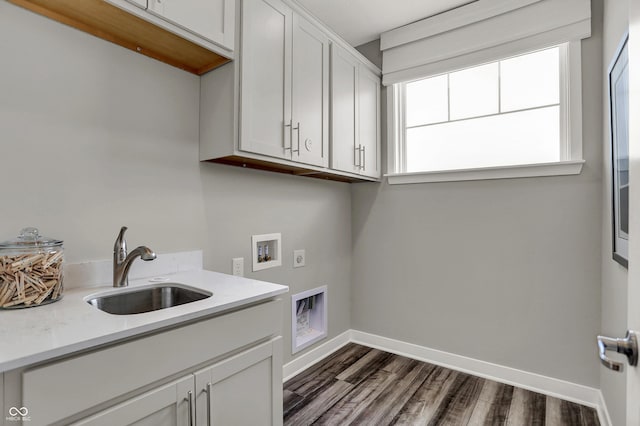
xmin=232 ymin=257 xmax=244 ymax=277
xmin=294 ymin=249 xmax=306 ymax=268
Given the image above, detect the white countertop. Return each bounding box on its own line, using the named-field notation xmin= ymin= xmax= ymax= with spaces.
xmin=0 ymin=269 xmax=288 ymax=372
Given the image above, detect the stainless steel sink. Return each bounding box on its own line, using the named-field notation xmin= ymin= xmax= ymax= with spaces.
xmin=86 ymin=283 xmax=212 ymax=315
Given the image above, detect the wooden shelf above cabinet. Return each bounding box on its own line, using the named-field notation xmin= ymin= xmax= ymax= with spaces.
xmin=9 ymin=0 xmax=231 ymax=75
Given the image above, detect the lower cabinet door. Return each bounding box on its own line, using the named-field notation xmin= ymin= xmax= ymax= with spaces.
xmin=72 ymin=376 xmax=194 ymax=426
xmin=195 ymin=337 xmax=283 ymax=426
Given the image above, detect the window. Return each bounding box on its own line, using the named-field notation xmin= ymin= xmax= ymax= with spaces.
xmin=387 ymin=43 xmax=585 ymax=184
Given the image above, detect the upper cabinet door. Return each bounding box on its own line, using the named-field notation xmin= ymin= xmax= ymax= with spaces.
xmin=358 ymin=66 xmax=381 ymax=178
xmin=291 ymin=15 xmax=329 ymax=168
xmin=147 ymin=0 xmax=235 ymax=50
xmin=240 ymin=0 xmax=293 ymax=160
xmin=330 ymin=44 xmax=359 ymax=174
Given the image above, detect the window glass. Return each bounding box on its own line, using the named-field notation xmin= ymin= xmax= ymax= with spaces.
xmin=405 ymin=74 xmax=448 ymax=127
xmin=406 ymin=106 xmax=559 ymax=172
xmin=500 ymin=47 xmax=560 ymax=112
xmin=400 ymin=46 xmax=563 ymax=173
xmin=449 ymin=62 xmax=499 ymax=120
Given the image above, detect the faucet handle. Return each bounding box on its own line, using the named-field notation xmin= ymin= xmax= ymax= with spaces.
xmin=114 ymin=226 xmax=128 ymax=259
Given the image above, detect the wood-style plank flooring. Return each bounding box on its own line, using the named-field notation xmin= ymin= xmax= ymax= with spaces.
xmin=284 ymin=343 xmax=600 ymax=426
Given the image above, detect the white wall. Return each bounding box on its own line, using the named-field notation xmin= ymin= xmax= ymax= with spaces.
xmin=198 ymin=164 xmax=352 ymax=364
xmin=0 ymin=2 xmax=206 ymax=261
xmin=1 ymin=0 xmax=620 ymax=390
xmin=0 ymin=1 xmax=352 ymax=365
xmin=352 ymin=1 xmax=604 ymax=387
xmin=601 ymin=0 xmax=629 ymax=424
xmin=355 ymin=39 xmax=382 ymax=69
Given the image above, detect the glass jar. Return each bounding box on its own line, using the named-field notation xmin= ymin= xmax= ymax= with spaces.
xmin=0 ymin=227 xmax=64 ymax=309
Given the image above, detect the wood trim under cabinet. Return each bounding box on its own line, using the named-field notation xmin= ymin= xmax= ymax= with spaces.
xmin=8 ymin=0 xmax=230 ymax=75
xmin=207 ymin=156 xmax=377 ymax=183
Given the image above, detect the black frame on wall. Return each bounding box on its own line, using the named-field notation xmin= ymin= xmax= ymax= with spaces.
xmin=609 ymin=33 xmax=630 ymax=268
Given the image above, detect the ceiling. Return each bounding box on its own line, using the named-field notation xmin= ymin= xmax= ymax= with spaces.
xmin=295 ymin=0 xmax=474 ymax=47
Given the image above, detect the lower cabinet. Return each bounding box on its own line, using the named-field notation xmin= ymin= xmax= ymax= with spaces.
xmin=0 ymin=374 xmax=4 ymax=425
xmin=5 ymin=299 xmax=283 ymax=426
xmin=195 ymin=338 xmax=282 ymax=426
xmin=73 ymin=338 xmax=282 ymax=426
xmin=72 ymin=376 xmax=193 ymax=426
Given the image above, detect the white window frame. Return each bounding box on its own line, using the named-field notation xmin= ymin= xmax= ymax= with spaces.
xmin=385 ymin=41 xmax=585 ymax=184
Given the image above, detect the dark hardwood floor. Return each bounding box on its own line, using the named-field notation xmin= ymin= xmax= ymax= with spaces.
xmin=284 ymin=343 xmax=600 ymax=426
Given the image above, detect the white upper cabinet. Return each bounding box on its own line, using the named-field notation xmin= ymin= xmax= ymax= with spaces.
xmin=291 ymin=14 xmax=329 ymax=168
xmin=331 ymin=44 xmax=359 ymax=174
xmin=147 ymin=0 xmax=235 ymax=50
xmin=358 ymin=66 xmax=381 ymax=178
xmin=240 ymin=0 xmax=292 ymax=160
xmin=240 ymin=0 xmax=328 ymax=167
xmin=200 ymin=0 xmax=379 ymax=182
xmin=331 ymin=44 xmax=381 ymax=178
xmin=12 ymin=0 xmax=232 ymax=74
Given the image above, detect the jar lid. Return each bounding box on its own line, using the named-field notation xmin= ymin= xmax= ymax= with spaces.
xmin=0 ymin=227 xmax=63 ymax=249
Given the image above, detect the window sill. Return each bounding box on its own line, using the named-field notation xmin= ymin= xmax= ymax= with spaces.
xmin=385 ymin=160 xmax=585 ymax=184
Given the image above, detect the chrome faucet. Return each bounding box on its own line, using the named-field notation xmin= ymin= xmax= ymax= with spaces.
xmin=113 ymin=226 xmax=157 ymax=287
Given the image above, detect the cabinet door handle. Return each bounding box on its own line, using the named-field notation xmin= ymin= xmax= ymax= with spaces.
xmin=361 ymin=146 xmax=366 ymax=171
xmin=186 ymin=390 xmax=194 ymax=426
xmin=206 ymin=382 xmax=213 ymax=426
xmin=354 ymin=145 xmax=361 ymax=168
xmin=292 ymin=122 xmax=300 ymax=154
xmin=284 ymin=120 xmax=293 ymax=152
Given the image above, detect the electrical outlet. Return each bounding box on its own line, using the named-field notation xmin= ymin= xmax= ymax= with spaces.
xmin=232 ymin=257 xmax=244 ymax=276
xmin=293 ymin=249 xmax=306 ymax=268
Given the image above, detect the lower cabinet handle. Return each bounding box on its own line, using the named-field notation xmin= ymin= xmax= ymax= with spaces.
xmin=186 ymin=390 xmax=194 ymax=426
xmin=206 ymin=383 xmax=213 ymax=426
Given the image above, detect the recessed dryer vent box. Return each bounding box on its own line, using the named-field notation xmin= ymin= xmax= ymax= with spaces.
xmin=252 ymin=233 xmax=282 ymax=272
xmin=291 ymin=286 xmax=327 ymax=354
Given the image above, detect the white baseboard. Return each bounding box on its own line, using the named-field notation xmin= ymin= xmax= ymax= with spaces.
xmin=282 ymin=329 xmax=609 ymax=425
xmin=351 ymin=330 xmax=605 ymax=423
xmin=283 ymin=330 xmax=352 ymax=382
xmin=349 ymin=331 xmax=600 ymax=405
xmin=596 ymin=390 xmax=613 ymax=426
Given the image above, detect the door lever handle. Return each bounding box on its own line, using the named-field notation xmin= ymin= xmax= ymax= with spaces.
xmin=597 ymin=330 xmax=638 ymax=372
